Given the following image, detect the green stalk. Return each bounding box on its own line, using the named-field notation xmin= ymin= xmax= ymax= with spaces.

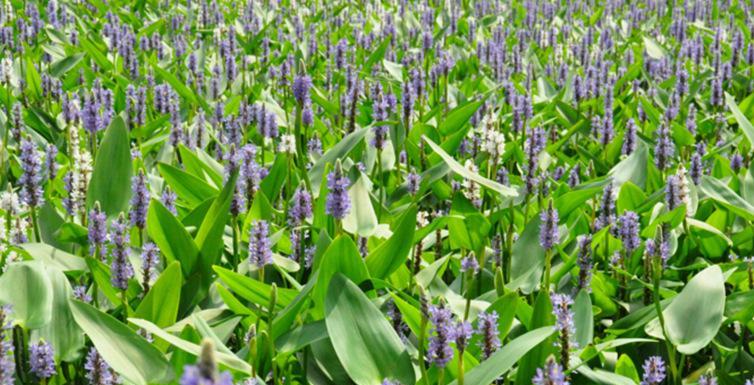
xmin=653 ymin=258 xmax=679 ymax=384
xmin=543 ymin=248 xmax=552 ymax=292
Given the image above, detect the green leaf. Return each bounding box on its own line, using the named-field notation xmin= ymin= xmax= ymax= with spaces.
xmin=129 ymin=318 xmax=250 ymax=374
xmin=615 ymin=354 xmax=641 ymax=383
xmin=50 ymin=53 xmax=84 ymax=77
xmin=325 ymin=274 xmax=415 ymax=385
xmin=0 ymin=261 xmax=53 ymax=328
xmin=147 ymin=200 xmax=200 ymax=276
xmin=698 ymin=175 xmax=754 ymax=221
xmin=309 ymin=127 xmax=369 ymax=195
xmin=645 ymin=265 xmax=725 ymax=355
xmin=195 ymin=171 xmax=237 ymax=261
xmin=314 ymin=236 xmax=370 ymax=311
xmin=365 ymin=206 xmax=418 ymax=279
xmin=447 ymin=327 xmax=555 ymax=385
xmin=726 ymin=93 xmax=754 ymax=146
xmin=158 ymin=162 xmax=218 ymax=206
xmin=134 ymin=262 xmax=182 ymax=329
xmin=643 ymin=35 xmax=667 ymax=59
xmin=69 ymin=300 xmax=173 ymax=385
xmin=508 ymin=216 xmax=545 ymax=294
xmin=34 ymin=266 xmax=85 ymax=361
xmin=438 ymin=99 xmax=485 ymax=135
xmin=87 ymin=116 xmax=133 ymax=216
xmin=20 ymin=243 xmax=87 ymax=272
xmin=609 ymin=142 xmax=647 ymax=188
xmin=259 ymin=153 xmax=289 ymax=201
xmin=423 ymin=135 xmax=518 ymax=198
xmin=342 ymin=175 xmax=379 ymax=237
xmin=573 ymin=289 xmax=594 ymax=348
xmin=213 ymin=266 xmax=297 ymax=310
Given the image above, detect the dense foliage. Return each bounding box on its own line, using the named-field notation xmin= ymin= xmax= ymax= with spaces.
xmin=2 ymin=0 xmax=754 ymax=384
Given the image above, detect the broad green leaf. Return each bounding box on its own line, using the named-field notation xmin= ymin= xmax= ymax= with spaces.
xmin=213 ymin=266 xmax=297 ymax=310
xmin=645 ymin=265 xmax=725 ymax=355
xmin=50 ymin=53 xmax=84 ymax=77
xmin=87 ymin=116 xmax=133 ymax=216
xmin=615 ymin=354 xmax=641 ymax=383
xmin=134 ymin=262 xmax=182 ymax=329
xmin=147 ymin=200 xmax=200 ymax=276
xmin=325 ymin=274 xmax=415 ymax=385
xmin=423 ymin=135 xmax=518 ymax=198
xmin=129 ymin=318 xmax=251 ymax=374
xmin=438 ymin=99 xmax=484 ymax=135
xmin=69 ymin=300 xmax=173 ymax=385
xmin=508 ymin=216 xmax=545 ymax=294
xmin=309 ymin=127 xmax=369 ymax=195
xmin=0 ymin=261 xmax=53 ymax=328
xmin=34 ymin=266 xmax=85 ymax=361
xmin=573 ymin=289 xmax=594 ymax=347
xmin=447 ymin=327 xmax=555 ymax=385
xmin=726 ymin=93 xmax=754 ymax=146
xmin=21 ymin=243 xmax=87 ymax=272
xmin=698 ymin=175 xmax=754 ymax=221
xmin=365 ymin=206 xmax=418 ymax=279
xmin=314 ymin=235 xmax=369 ymax=310
xmin=609 ymin=143 xmax=647 ymax=188
xmin=158 ymin=162 xmax=218 ymax=206
xmin=342 ymin=175 xmax=379 ymax=237
xmin=643 ymin=35 xmax=667 ymax=59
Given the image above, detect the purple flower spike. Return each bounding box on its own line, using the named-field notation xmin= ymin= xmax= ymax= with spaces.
xmin=640 ymin=356 xmax=666 ymax=385
xmin=110 ymin=214 xmax=134 ymax=291
xmin=325 ymin=165 xmax=351 ymax=220
xmin=427 ymin=303 xmax=454 ymax=368
xmin=29 ymin=340 xmax=56 ymax=379
xmin=249 ymin=220 xmax=272 ymax=268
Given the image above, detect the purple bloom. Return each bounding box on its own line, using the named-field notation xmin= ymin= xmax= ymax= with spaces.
xmin=427 ymin=304 xmax=454 ymax=368
xmin=85 ymin=347 xmax=117 ymax=385
xmin=325 ymin=167 xmax=351 ymax=220
xmin=618 ymin=211 xmax=640 ymax=253
xmin=45 ymin=144 xmax=58 ymax=180
xmin=551 ymin=293 xmax=575 ymax=337
xmin=622 ymin=118 xmax=637 ymax=155
xmin=577 ymin=235 xmax=593 ymax=291
xmin=665 ymin=174 xmax=683 ymax=210
xmin=640 ymin=356 xmax=666 ymax=385
xmin=19 ymin=138 xmax=44 ymax=207
xmin=731 ymin=153 xmax=744 ymax=172
xmin=110 ymin=214 xmax=134 ymax=291
xmin=539 ymin=201 xmax=559 ymax=250
xmin=130 ymin=170 xmax=149 ymax=229
xmin=141 ymin=242 xmax=160 ymax=292
xmin=476 ymin=311 xmax=501 ymax=359
xmin=454 ymin=321 xmax=473 ymax=352
xmin=29 ymin=340 xmax=56 ymax=379
xmin=532 ymin=359 xmax=569 ymax=385
xmin=249 ymin=220 xmax=272 ymax=268
xmin=460 ymin=255 xmax=479 ymax=273
xmin=292 ymin=74 xmax=312 ymax=105
xmin=88 ymin=203 xmax=108 ymax=259
xmin=406 ymin=169 xmax=421 ymax=196
xmin=0 ymin=306 xmax=14 ymax=385
xmin=654 ymin=123 xmax=674 ymax=170
xmin=73 ymin=285 xmax=92 ymax=303
xmin=699 ymin=375 xmax=717 ymax=385
xmin=288 ymin=187 xmax=313 ymax=226
xmin=161 ymin=188 xmax=177 ymax=214
xmin=82 ymin=95 xmax=102 ymax=134
xmin=595 ymin=182 xmax=616 ymax=231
